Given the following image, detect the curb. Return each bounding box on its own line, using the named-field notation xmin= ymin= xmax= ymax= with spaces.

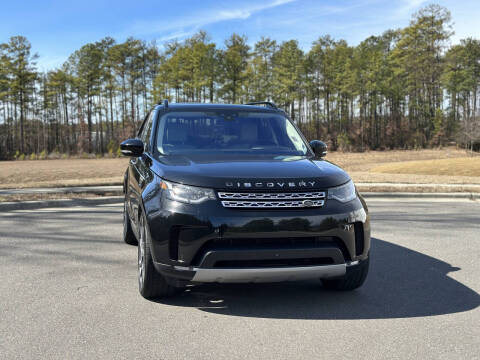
xmin=2 ymin=184 xmax=480 ymax=197
xmin=1 ymin=192 xmax=477 ymax=211
xmin=0 ymin=186 xmax=122 ymax=196
xmin=0 ymin=196 xmax=123 ymax=211
xmin=361 ymin=192 xmax=480 ymax=200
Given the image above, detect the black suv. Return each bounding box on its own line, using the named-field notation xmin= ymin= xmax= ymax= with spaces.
xmin=121 ymin=101 xmax=370 ymax=299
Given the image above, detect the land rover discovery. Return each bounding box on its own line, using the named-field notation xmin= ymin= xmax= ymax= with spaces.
xmin=121 ymin=101 xmax=370 ymax=299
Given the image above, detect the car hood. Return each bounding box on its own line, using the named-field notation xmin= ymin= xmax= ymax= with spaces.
xmin=151 ymin=154 xmax=351 ymax=190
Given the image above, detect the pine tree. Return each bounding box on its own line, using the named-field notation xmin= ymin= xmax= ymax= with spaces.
xmin=219 ymin=34 xmax=250 ymax=103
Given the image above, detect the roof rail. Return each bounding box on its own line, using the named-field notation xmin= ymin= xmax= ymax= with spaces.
xmin=245 ymin=101 xmax=278 ymax=109
xmin=157 ymin=99 xmax=169 ymax=108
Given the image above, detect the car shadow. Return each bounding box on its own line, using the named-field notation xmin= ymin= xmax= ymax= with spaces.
xmin=157 ymin=238 xmax=480 ymax=319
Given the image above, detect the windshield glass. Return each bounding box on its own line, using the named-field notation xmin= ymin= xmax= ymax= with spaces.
xmin=155 ymin=110 xmax=310 ymax=156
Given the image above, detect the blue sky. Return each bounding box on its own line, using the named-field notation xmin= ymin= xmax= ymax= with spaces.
xmin=1 ymin=0 xmax=479 ymax=71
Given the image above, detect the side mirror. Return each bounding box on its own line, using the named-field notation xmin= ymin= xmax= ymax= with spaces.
xmin=309 ymin=140 xmax=328 ymax=158
xmin=120 ymin=139 xmax=144 ymax=157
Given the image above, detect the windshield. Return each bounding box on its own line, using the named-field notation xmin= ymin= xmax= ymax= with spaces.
xmin=155 ymin=110 xmax=310 ymax=156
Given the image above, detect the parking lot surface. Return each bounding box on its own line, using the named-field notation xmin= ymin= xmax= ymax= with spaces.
xmin=1 ymin=199 xmax=479 ymax=359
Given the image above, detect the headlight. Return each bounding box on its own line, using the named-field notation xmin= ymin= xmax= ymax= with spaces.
xmin=327 ymin=180 xmax=357 ymax=203
xmin=161 ymin=180 xmax=216 ymax=204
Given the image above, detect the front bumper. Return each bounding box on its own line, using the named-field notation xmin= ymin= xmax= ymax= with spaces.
xmin=144 ymin=191 xmax=370 ymax=283
xmin=189 ymin=263 xmax=348 ymax=283
xmin=155 ymin=260 xmax=363 ymax=283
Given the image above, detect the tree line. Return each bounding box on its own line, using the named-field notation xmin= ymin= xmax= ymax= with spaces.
xmin=0 ymin=4 xmax=479 ymax=160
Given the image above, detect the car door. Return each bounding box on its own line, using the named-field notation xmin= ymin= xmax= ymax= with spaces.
xmin=127 ymin=111 xmax=155 ymax=235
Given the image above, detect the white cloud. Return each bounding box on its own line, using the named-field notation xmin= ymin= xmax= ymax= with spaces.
xmin=35 ymin=54 xmax=68 ymax=72
xmin=395 ymin=0 xmax=427 ymax=18
xmin=157 ymin=31 xmax=197 ymax=43
xmin=120 ymin=0 xmax=296 ymax=41
xmin=449 ymin=10 xmax=480 ymax=44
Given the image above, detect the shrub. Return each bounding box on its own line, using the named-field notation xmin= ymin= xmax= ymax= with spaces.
xmin=39 ymin=149 xmax=47 ymax=160
xmin=18 ymin=153 xmax=25 ymax=161
xmin=80 ymin=152 xmax=96 ymax=159
xmin=47 ymin=151 xmax=61 ymax=160
xmin=337 ymin=132 xmax=351 ymax=152
xmin=107 ymin=139 xmax=117 ymax=154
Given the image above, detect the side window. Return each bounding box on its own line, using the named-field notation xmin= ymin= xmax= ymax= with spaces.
xmin=141 ymin=111 xmax=154 ymax=148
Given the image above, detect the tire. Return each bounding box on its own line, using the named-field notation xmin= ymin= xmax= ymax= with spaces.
xmin=138 ymin=212 xmax=178 ymax=299
xmin=322 ymin=257 xmax=369 ymax=291
xmin=123 ymin=200 xmax=138 ymax=246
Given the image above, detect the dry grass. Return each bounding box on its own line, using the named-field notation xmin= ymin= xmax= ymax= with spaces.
xmin=324 ymin=148 xmax=480 ymax=185
xmin=0 ymin=148 xmax=478 ymax=190
xmin=348 ymin=172 xmax=480 ymax=185
xmin=0 ymin=158 xmax=128 ymax=189
xmin=371 ymin=157 xmax=480 ymax=177
xmin=325 ymin=148 xmax=476 ymax=172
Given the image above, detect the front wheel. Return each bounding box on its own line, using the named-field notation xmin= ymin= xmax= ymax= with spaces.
xmin=322 ymin=257 xmax=369 ymax=291
xmin=138 ymin=213 xmax=178 ymax=299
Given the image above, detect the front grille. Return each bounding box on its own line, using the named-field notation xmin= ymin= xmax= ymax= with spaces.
xmin=218 ymin=191 xmax=326 ymax=209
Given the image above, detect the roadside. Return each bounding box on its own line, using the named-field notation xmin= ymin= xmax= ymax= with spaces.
xmin=1 ymin=186 xmax=479 ymax=212
xmin=2 ymin=182 xmax=480 ymax=199
xmin=0 ymin=148 xmax=478 ymax=205
xmin=356 ymin=182 xmax=480 ymax=193
xmin=0 ymin=158 xmax=128 ymax=189
xmin=0 ymin=186 xmax=121 ymax=202
xmin=1 ymin=149 xmax=479 ymax=190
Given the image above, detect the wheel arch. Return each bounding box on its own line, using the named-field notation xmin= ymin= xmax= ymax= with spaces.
xmin=123 ymin=169 xmax=129 ymax=194
xmin=137 ymin=196 xmax=153 ymax=251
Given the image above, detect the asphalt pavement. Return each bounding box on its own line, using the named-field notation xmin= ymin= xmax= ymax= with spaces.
xmin=0 ymin=199 xmax=479 ymax=359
